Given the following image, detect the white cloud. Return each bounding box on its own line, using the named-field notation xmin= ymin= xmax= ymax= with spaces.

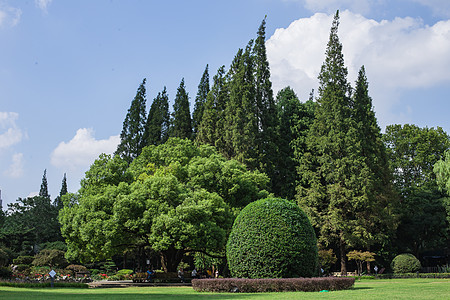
xmin=0 ymin=4 xmax=21 ymax=27
xmin=50 ymin=128 xmax=120 ymax=171
xmin=266 ymin=10 xmax=450 ymax=128
xmin=0 ymin=112 xmax=24 ymax=150
xmin=35 ymin=0 xmax=52 ymax=13
xmin=3 ymin=153 xmax=24 ymax=178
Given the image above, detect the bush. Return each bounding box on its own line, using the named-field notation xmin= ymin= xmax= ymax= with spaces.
xmin=226 ymin=198 xmax=318 ymax=278
xmin=391 ymin=254 xmax=421 ymax=274
xmin=13 ymin=256 xmax=34 ymax=265
xmin=0 ymin=267 xmax=12 ymax=279
xmin=192 ymin=277 xmax=355 ymax=293
xmin=66 ymin=264 xmax=88 ymax=275
xmin=32 ymin=249 xmax=68 ymax=268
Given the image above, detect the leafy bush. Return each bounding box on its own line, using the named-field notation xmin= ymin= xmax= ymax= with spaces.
xmin=0 ymin=267 xmax=12 ymax=278
xmin=0 ymin=248 xmax=9 ymax=267
xmin=192 ymin=277 xmax=355 ymax=293
xmin=391 ymin=254 xmax=421 ymax=274
xmin=13 ymin=256 xmax=34 ymax=265
xmin=113 ymin=269 xmax=133 ymax=280
xmin=32 ymin=249 xmax=68 ymax=268
xmin=66 ymin=264 xmax=88 ymax=275
xmin=39 ymin=241 xmax=67 ymax=252
xmin=226 ymin=198 xmax=318 ymax=278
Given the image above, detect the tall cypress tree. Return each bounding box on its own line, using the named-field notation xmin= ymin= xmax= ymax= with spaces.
xmin=115 ymin=78 xmax=147 ymax=163
xmin=297 ymin=11 xmax=356 ymax=275
xmin=192 ymin=65 xmax=210 ymax=138
xmin=253 ymin=17 xmax=280 ymax=193
xmin=275 ymin=87 xmax=315 ymax=200
xmin=223 ymin=42 xmax=258 ymax=166
xmin=54 ymin=173 xmax=68 ymax=209
xmin=171 ymin=78 xmax=192 ymax=139
xmin=144 ymin=87 xmax=170 ymax=146
xmin=39 ymin=169 xmax=49 ymax=198
xmin=196 ymin=66 xmax=227 ymax=147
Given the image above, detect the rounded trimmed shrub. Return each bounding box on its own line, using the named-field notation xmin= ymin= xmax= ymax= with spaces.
xmin=391 ymin=253 xmax=421 ymax=273
xmin=226 ymin=198 xmax=318 ymax=278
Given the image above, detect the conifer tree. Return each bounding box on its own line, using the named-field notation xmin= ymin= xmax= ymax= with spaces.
xmin=192 ymin=65 xmax=210 ymax=138
xmin=54 ymin=173 xmax=68 ymax=209
xmin=144 ymin=87 xmax=170 ymax=146
xmin=171 ymin=78 xmax=192 ymax=139
xmin=297 ymin=11 xmax=357 ymax=275
xmin=196 ymin=66 xmax=227 ymax=147
xmin=275 ymin=87 xmax=315 ymax=200
xmin=253 ymin=17 xmax=280 ymax=193
xmin=115 ymin=78 xmax=147 ymax=163
xmin=39 ymin=169 xmax=49 ymax=198
xmin=223 ymin=43 xmax=258 ymax=166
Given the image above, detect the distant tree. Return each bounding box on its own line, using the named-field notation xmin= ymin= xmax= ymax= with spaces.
xmin=171 ymin=78 xmax=192 ymax=139
xmin=384 ymin=124 xmax=449 ymax=256
xmin=143 ymin=87 xmax=170 ymax=146
xmin=53 ymin=173 xmax=68 ymax=209
xmin=39 ymin=169 xmax=49 ymax=199
xmin=115 ymin=78 xmax=147 ymax=164
xmin=346 ymin=250 xmax=375 ymax=276
xmin=196 ymin=66 xmax=227 ymax=147
xmin=275 ymin=87 xmax=315 ymax=200
xmin=192 ymin=65 xmax=210 ymax=138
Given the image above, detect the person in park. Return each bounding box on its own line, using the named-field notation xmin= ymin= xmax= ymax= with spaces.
xmin=191 ymin=268 xmax=198 ymax=279
xmin=178 ymin=268 xmax=185 ymax=283
xmin=146 ymin=267 xmax=155 ymax=282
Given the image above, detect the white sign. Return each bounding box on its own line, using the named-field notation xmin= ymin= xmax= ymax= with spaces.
xmin=49 ymin=270 xmax=56 ymax=278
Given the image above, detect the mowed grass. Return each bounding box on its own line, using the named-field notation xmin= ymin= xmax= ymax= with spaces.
xmin=0 ymin=278 xmax=448 ymax=300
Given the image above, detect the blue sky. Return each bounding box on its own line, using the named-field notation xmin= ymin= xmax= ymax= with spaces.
xmin=1 ymin=0 xmax=450 ymax=207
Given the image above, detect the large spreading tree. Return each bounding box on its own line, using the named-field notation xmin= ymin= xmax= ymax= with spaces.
xmin=59 ymin=138 xmax=269 ymax=271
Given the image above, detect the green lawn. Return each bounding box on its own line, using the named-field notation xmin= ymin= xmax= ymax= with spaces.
xmin=0 ymin=278 xmax=448 ymax=299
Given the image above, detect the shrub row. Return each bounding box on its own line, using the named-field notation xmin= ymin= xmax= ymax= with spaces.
xmin=376 ymin=273 xmax=450 ymax=279
xmin=192 ymin=277 xmax=355 ymax=293
xmin=0 ymin=280 xmax=88 ymax=288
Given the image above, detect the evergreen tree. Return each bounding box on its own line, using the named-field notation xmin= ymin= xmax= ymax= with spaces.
xmin=253 ymin=17 xmax=280 ymax=194
xmin=53 ymin=173 xmax=68 ymax=209
xmin=192 ymin=65 xmax=210 ymax=138
xmin=144 ymin=87 xmax=170 ymax=146
xmin=196 ymin=66 xmax=227 ymax=147
xmin=223 ymin=42 xmax=258 ymax=166
xmin=115 ymin=78 xmax=147 ymax=163
xmin=171 ymin=78 xmax=192 ymax=139
xmin=275 ymin=87 xmax=315 ymax=200
xmin=39 ymin=169 xmax=49 ymax=198
xmin=297 ymin=11 xmax=359 ymax=275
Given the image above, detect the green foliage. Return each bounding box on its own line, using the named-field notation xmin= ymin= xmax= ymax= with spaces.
xmin=39 ymin=169 xmax=49 ymax=198
xmin=13 ymin=255 xmax=34 ymax=265
xmin=0 ymin=248 xmax=9 ymax=267
xmin=226 ymin=198 xmax=318 ymax=278
xmin=65 ymin=264 xmax=88 ymax=275
xmin=192 ymin=65 xmax=210 ymax=138
xmin=115 ymin=78 xmax=148 ymax=164
xmin=171 ymin=78 xmax=192 ymax=139
xmin=39 ymin=241 xmax=67 ymax=252
xmin=346 ymin=250 xmax=376 ymax=276
xmin=318 ymin=249 xmax=337 ymax=275
xmin=0 ymin=266 xmax=12 ymax=278
xmin=60 ymin=138 xmax=269 ymax=271
xmin=391 ymin=254 xmax=421 ymax=274
xmin=32 ymin=249 xmax=68 ymax=268
xmin=144 ymin=87 xmax=170 ymax=146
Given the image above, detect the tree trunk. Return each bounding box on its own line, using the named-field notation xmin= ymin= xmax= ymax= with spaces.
xmin=339 ymin=237 xmax=347 ymax=275
xmin=366 ymin=260 xmax=371 ymax=274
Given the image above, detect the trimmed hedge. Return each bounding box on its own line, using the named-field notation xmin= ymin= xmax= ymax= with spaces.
xmin=192 ymin=277 xmax=355 ymax=293
xmin=376 ymin=273 xmax=450 ymax=279
xmin=226 ymin=198 xmax=318 ymax=278
xmin=0 ymin=281 xmax=88 ymax=288
xmin=391 ymin=254 xmax=421 ymax=274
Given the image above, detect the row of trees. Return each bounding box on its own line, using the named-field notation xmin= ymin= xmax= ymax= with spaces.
xmin=2 ymin=11 xmax=449 ymax=275
xmin=0 ymin=171 xmax=68 ymax=257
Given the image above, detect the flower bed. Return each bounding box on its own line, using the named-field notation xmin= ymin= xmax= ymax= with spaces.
xmin=192 ymin=277 xmax=355 ymax=293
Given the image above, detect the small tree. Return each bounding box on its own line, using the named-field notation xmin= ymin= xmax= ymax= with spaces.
xmin=346 ymin=250 xmax=375 ymax=276
xmin=318 ymin=249 xmax=337 ymax=275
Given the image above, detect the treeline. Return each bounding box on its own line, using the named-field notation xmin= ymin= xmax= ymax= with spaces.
xmin=1 ymin=12 xmax=449 ymax=275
